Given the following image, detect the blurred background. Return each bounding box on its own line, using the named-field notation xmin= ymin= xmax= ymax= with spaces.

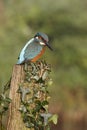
xmin=0 ymin=0 xmax=87 ymax=130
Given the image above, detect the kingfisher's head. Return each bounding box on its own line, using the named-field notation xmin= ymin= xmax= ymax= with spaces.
xmin=34 ymin=32 xmax=53 ymax=51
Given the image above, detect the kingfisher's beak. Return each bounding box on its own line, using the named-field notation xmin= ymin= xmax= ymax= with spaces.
xmin=45 ymin=42 xmax=53 ymax=51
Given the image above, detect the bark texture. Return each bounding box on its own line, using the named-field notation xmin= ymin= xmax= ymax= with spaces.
xmin=7 ymin=65 xmax=30 ymax=130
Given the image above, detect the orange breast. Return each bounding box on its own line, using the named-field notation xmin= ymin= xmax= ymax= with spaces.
xmin=31 ymin=46 xmax=46 ymax=62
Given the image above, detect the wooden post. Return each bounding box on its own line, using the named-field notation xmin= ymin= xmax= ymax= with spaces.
xmin=7 ymin=65 xmax=29 ymax=130
xmin=6 ymin=61 xmax=56 ymax=130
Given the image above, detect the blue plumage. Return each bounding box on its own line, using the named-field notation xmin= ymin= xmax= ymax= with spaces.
xmin=17 ymin=32 xmax=52 ymax=64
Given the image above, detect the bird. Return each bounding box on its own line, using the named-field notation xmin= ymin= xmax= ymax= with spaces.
xmin=17 ymin=32 xmax=53 ymax=64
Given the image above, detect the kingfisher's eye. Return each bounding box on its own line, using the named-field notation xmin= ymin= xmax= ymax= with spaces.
xmin=39 ymin=36 xmax=45 ymax=42
xmin=38 ymin=36 xmax=42 ymax=40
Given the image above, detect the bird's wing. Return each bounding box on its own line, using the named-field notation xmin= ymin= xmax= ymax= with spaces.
xmin=24 ymin=40 xmax=42 ymax=60
xmin=17 ymin=38 xmax=43 ymax=64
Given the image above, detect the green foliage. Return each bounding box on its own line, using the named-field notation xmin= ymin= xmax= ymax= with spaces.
xmin=0 ymin=94 xmax=11 ymax=114
xmin=18 ymin=61 xmax=57 ymax=129
xmin=0 ymin=79 xmax=11 ymax=115
xmin=0 ymin=61 xmax=57 ymax=130
xmin=49 ymin=114 xmax=58 ymax=125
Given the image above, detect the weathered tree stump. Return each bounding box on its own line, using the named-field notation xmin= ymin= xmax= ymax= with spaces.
xmin=7 ymin=65 xmax=30 ymax=130
xmin=6 ymin=61 xmax=57 ymax=130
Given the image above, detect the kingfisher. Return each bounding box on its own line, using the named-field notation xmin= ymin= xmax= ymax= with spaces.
xmin=17 ymin=32 xmax=53 ymax=64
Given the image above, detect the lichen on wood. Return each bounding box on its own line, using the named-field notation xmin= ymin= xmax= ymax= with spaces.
xmin=0 ymin=60 xmax=58 ymax=130
xmin=18 ymin=61 xmax=53 ymax=130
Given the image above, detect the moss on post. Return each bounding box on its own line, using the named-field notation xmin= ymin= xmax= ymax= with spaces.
xmin=1 ymin=60 xmax=58 ymax=130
